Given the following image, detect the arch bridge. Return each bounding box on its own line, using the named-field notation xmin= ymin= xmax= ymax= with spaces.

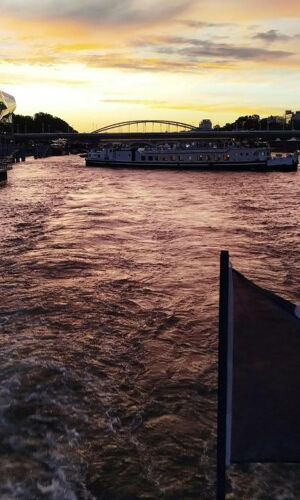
xmin=93 ymin=120 xmax=197 ymax=134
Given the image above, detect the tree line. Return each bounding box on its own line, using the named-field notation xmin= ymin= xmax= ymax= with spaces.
xmin=12 ymin=112 xmax=78 ymax=133
xmin=9 ymin=111 xmax=300 ymax=134
xmin=219 ymin=114 xmax=298 ymax=131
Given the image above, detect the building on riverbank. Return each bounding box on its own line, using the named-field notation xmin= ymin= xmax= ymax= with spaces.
xmin=0 ymin=90 xmax=16 ymax=124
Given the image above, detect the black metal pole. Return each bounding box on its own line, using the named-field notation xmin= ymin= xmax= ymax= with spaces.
xmin=217 ymin=250 xmax=229 ymax=500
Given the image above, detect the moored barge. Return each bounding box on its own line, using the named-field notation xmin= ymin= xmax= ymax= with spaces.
xmin=86 ymin=144 xmax=298 ymax=171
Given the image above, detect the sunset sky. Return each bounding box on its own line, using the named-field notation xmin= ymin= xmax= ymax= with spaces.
xmin=1 ymin=0 xmax=300 ymax=131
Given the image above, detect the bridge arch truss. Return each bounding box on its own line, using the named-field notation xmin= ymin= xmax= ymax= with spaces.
xmin=93 ymin=120 xmax=197 ymax=134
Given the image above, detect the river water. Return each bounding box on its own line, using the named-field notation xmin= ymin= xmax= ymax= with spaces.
xmin=0 ymin=156 xmax=299 ymax=499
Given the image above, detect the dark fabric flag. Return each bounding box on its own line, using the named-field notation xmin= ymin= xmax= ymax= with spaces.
xmin=224 ymin=264 xmax=300 ymax=464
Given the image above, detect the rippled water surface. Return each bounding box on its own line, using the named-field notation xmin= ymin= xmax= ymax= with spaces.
xmin=0 ymin=156 xmax=300 ymax=499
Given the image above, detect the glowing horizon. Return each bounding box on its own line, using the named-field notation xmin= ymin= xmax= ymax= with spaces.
xmin=1 ymin=0 xmax=299 ymax=132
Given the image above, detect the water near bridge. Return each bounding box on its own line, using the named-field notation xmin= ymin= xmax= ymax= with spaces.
xmin=0 ymin=156 xmax=300 ymax=499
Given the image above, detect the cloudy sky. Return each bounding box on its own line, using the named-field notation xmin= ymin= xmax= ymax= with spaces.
xmin=1 ymin=0 xmax=299 ymax=131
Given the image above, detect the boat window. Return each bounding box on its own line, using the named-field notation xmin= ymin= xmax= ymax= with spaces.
xmin=198 ymin=155 xmax=203 ymax=161
xmin=163 ymin=156 xmax=168 ymax=161
xmin=148 ymin=156 xmax=153 ymax=161
xmin=155 ymin=156 xmax=158 ymax=161
xmin=224 ymin=154 xmax=230 ymax=161
xmin=188 ymin=155 xmax=193 ymax=161
xmin=207 ymin=155 xmax=211 ymax=161
xmin=215 ymin=155 xmax=221 ymax=161
xmin=141 ymin=156 xmax=145 ymax=161
xmin=179 ymin=155 xmax=184 ymax=161
xmin=171 ymin=155 xmax=176 ymax=161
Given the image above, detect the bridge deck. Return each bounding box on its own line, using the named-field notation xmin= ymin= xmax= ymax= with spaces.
xmin=13 ymin=130 xmax=300 ymax=143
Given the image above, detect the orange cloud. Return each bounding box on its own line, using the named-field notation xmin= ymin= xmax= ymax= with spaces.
xmin=55 ymin=42 xmax=114 ymax=51
xmin=155 ymin=102 xmax=285 ymax=115
xmin=187 ymin=0 xmax=300 ymax=21
xmin=100 ymin=99 xmax=282 ymax=116
xmin=2 ymin=16 xmax=89 ymax=40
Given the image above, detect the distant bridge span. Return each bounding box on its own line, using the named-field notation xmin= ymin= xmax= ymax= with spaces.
xmin=93 ymin=120 xmax=197 ymax=133
xmin=13 ymin=130 xmax=300 ymax=144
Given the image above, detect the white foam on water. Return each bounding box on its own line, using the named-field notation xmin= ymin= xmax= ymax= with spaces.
xmin=0 ymin=358 xmax=92 ymax=499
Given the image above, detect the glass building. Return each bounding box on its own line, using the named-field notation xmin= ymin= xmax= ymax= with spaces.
xmin=0 ymin=90 xmax=16 ymax=123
